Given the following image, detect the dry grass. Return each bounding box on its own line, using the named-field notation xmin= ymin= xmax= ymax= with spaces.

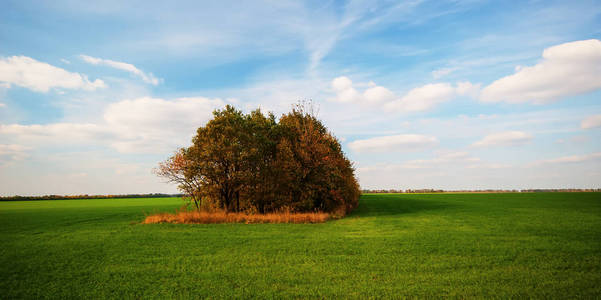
xmin=143 ymin=210 xmax=330 ymax=224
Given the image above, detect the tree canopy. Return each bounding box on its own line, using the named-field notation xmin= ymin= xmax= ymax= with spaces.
xmin=156 ymin=103 xmax=360 ymax=215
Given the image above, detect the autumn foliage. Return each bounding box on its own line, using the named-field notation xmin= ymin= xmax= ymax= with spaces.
xmin=143 ymin=210 xmax=330 ymax=224
xmin=154 ymin=103 xmax=360 ymax=220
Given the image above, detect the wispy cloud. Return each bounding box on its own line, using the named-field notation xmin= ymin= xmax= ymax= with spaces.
xmin=399 ymin=151 xmax=482 ymax=169
xmin=535 ymin=152 xmax=601 ymax=165
xmin=348 ymin=134 xmax=438 ymax=153
xmin=472 ymin=131 xmax=533 ymax=147
xmin=80 ymin=55 xmax=161 ymax=85
xmin=581 ymin=114 xmax=601 ymax=129
xmin=431 ymin=67 xmax=456 ymax=79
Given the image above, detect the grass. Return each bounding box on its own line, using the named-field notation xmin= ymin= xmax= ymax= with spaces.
xmin=1 ymin=193 xmax=600 ymax=298
xmin=144 ymin=210 xmax=330 ymax=224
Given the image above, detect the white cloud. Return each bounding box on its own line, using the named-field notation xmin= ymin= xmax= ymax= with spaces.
xmin=357 ymin=151 xmax=508 ymax=173
xmin=0 ymin=144 xmax=30 ymax=164
xmin=0 ymin=150 xmax=178 ymax=196
xmin=536 ymin=152 xmax=601 ymax=165
xmin=581 ymin=114 xmax=601 ymax=129
xmin=355 ymin=153 xmax=601 ymax=190
xmin=0 ymin=56 xmax=106 ymax=92
xmin=400 ymin=151 xmax=482 ymax=169
xmin=331 ymin=76 xmax=362 ymax=103
xmin=432 ymin=67 xmax=456 ymax=79
xmin=455 ymin=81 xmax=481 ymax=98
xmin=0 ymin=123 xmax=113 ymax=142
xmin=330 ymin=76 xmax=479 ymax=112
xmin=60 ymin=58 xmax=71 ymax=64
xmin=384 ymin=83 xmax=457 ymax=112
xmin=480 ymin=39 xmax=601 ymax=103
xmin=0 ymin=103 xmax=5 ymax=108
xmin=472 ymin=131 xmax=533 ymax=147
xmin=348 ymin=134 xmax=438 ymax=153
xmin=104 ymin=96 xmax=224 ymax=152
xmin=80 ymin=55 xmax=161 ymax=85
xmin=0 ymin=96 xmax=225 ymax=154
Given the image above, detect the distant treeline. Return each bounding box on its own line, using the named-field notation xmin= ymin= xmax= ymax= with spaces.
xmin=362 ymin=189 xmax=601 ymax=194
xmin=4 ymin=188 xmax=599 ymax=201
xmin=0 ymin=193 xmax=184 ymax=201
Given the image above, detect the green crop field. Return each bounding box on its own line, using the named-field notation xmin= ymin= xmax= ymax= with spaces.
xmin=1 ymin=193 xmax=600 ymax=298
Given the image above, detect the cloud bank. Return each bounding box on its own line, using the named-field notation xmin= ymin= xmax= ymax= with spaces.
xmin=0 ymin=144 xmax=30 ymax=164
xmin=536 ymin=152 xmax=601 ymax=165
xmin=330 ymin=76 xmax=479 ymax=112
xmin=0 ymin=96 xmax=225 ymax=155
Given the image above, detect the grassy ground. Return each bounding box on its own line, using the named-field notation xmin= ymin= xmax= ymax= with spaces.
xmin=1 ymin=193 xmax=600 ymax=298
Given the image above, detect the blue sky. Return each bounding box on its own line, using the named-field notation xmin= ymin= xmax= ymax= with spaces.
xmin=1 ymin=0 xmax=601 ymax=195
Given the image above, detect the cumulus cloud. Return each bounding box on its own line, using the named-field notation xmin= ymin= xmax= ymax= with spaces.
xmin=80 ymin=55 xmax=161 ymax=85
xmin=384 ymin=83 xmax=456 ymax=112
xmin=455 ymin=81 xmax=481 ymax=98
xmin=329 ymin=76 xmax=479 ymax=112
xmin=331 ymin=76 xmax=362 ymax=103
xmin=0 ymin=144 xmax=30 ymax=164
xmin=104 ymin=97 xmax=224 ymax=152
xmin=0 ymin=56 xmax=106 ymax=92
xmin=0 ymin=96 xmax=225 ymax=154
xmin=472 ymin=131 xmax=533 ymax=147
xmin=581 ymin=114 xmax=601 ymax=129
xmin=480 ymin=39 xmax=601 ymax=103
xmin=348 ymin=134 xmax=438 ymax=152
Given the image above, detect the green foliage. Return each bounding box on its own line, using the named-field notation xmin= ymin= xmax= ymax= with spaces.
xmin=1 ymin=193 xmax=601 ymax=298
xmin=157 ymin=104 xmax=360 ymax=214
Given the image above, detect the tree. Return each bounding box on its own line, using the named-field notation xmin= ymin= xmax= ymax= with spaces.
xmin=154 ymin=148 xmax=204 ymax=210
xmin=188 ymin=105 xmax=250 ymax=212
xmin=274 ymin=103 xmax=360 ymax=213
xmin=156 ymin=103 xmax=360 ymax=215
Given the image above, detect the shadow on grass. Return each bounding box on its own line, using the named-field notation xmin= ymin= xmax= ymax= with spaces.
xmin=349 ymin=194 xmax=460 ymax=218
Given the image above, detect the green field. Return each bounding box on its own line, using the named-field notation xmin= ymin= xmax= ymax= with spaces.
xmin=1 ymin=193 xmax=600 ymax=298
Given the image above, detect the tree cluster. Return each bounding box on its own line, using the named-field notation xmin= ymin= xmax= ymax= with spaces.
xmin=155 ymin=104 xmax=360 ymax=215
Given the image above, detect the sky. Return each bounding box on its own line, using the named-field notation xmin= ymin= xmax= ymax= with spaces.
xmin=1 ymin=0 xmax=601 ymax=195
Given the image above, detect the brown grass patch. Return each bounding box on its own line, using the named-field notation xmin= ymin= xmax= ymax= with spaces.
xmin=143 ymin=210 xmax=330 ymax=224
